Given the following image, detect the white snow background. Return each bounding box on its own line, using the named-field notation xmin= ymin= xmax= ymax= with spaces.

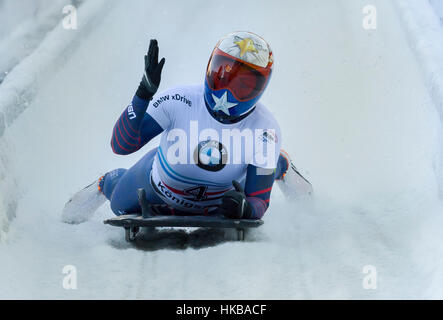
xmin=0 ymin=0 xmax=442 ymax=299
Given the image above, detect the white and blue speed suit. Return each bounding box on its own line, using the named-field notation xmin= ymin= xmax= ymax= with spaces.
xmin=101 ymin=84 xmax=285 ymax=219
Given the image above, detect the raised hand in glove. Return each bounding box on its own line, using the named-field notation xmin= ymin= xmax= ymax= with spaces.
xmin=219 ymin=181 xmax=252 ymax=219
xmin=136 ymin=39 xmax=166 ymax=100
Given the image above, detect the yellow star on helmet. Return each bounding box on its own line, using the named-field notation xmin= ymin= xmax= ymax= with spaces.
xmin=234 ymin=38 xmax=258 ymax=57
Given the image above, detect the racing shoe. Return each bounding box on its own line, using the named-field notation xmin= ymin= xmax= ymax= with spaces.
xmin=62 ymin=176 xmax=106 ymax=224
xmin=275 ymin=150 xmax=313 ymax=200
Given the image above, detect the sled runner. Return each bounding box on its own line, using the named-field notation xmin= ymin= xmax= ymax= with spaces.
xmin=103 ymin=189 xmax=263 ymax=242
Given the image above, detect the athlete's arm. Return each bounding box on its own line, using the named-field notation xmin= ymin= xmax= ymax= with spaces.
xmin=111 ymin=39 xmax=165 ymax=155
xmin=219 ymin=165 xmax=275 ymax=220
xmin=244 ymin=165 xmax=275 ymax=219
xmin=243 ymin=126 xmax=282 ymax=218
xmin=220 ymin=124 xmax=281 ymax=219
xmin=111 ymin=96 xmax=164 ymax=155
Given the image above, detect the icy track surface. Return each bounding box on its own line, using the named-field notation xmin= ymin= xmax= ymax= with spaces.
xmin=0 ymin=0 xmax=443 ymax=299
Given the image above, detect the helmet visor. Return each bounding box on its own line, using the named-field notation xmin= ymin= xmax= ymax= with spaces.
xmin=206 ymin=49 xmax=271 ymax=101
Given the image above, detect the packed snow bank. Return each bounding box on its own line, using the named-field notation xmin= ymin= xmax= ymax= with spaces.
xmin=395 ymin=0 xmax=443 ymax=197
xmin=0 ymin=0 xmax=74 ymax=84
xmin=0 ymin=0 xmax=105 ymax=137
xmin=429 ymin=0 xmax=443 ymax=22
xmin=0 ymin=0 xmax=106 ymax=240
xmin=0 ymin=135 xmax=19 ymax=240
xmin=0 ymin=0 xmax=65 ymax=39
xmin=395 ymin=0 xmax=443 ymax=120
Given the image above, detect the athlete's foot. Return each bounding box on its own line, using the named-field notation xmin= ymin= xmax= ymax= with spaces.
xmin=275 ymin=150 xmax=313 ymax=200
xmin=62 ymin=176 xmax=107 ymax=224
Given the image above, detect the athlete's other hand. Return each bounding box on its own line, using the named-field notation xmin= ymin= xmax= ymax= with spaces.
xmin=136 ymin=39 xmax=166 ymax=100
xmin=219 ymin=181 xmax=252 ymax=219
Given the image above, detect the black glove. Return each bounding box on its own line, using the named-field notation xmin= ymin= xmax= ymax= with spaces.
xmin=219 ymin=181 xmax=252 ymax=219
xmin=136 ymin=39 xmax=166 ymax=100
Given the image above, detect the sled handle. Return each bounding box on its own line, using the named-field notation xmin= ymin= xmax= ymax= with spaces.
xmin=137 ymin=188 xmax=155 ymax=218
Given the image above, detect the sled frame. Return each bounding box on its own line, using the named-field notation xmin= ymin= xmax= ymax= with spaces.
xmin=104 ymin=189 xmax=263 ymax=242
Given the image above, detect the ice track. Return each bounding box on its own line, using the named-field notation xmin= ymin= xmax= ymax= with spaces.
xmin=0 ymin=0 xmax=442 ymax=299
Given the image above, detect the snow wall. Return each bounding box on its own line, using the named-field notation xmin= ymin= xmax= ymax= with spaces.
xmin=0 ymin=0 xmax=105 ymax=239
xmin=394 ymin=0 xmax=443 ymax=199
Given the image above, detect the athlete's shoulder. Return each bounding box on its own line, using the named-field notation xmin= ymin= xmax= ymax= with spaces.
xmin=250 ymin=102 xmax=281 ymax=131
xmin=246 ymin=102 xmax=282 ymax=149
xmin=151 ymin=84 xmax=203 ymax=109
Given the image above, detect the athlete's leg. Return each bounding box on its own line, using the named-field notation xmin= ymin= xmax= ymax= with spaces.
xmin=62 ymin=148 xmax=162 ymax=223
xmin=274 ymin=152 xmax=290 ymax=181
xmin=99 ymin=148 xmax=164 ymax=216
xmin=238 ymin=152 xmax=292 ymax=189
xmin=62 ymin=179 xmax=107 ymax=224
xmin=99 ymin=168 xmax=127 ymax=200
xmin=274 ymin=150 xmax=313 ymax=198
